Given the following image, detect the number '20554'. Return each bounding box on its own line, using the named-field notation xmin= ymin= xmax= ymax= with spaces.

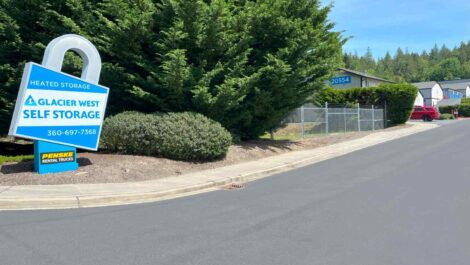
xmin=331 ymin=76 xmax=351 ymax=85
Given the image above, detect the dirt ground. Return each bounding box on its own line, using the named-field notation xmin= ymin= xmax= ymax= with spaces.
xmin=0 ymin=126 xmax=409 ymax=186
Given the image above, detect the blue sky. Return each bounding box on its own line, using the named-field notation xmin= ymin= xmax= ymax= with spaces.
xmin=321 ymin=0 xmax=470 ymax=59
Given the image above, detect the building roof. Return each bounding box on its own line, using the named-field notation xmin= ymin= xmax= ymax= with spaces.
xmin=442 ymin=87 xmax=463 ymax=93
xmin=412 ymin=81 xmax=440 ymax=89
xmin=337 ymin=68 xmax=394 ymax=83
xmin=439 ymin=79 xmax=470 ymax=91
xmin=436 ymin=98 xmax=461 ymax=107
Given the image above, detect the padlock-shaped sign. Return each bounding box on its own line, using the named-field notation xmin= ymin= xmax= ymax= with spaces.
xmin=9 ymin=34 xmax=109 ymax=174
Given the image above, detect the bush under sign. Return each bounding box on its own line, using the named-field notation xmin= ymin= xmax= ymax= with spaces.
xmin=9 ymin=62 xmax=109 ymax=151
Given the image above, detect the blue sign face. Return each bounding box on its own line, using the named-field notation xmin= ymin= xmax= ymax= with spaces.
xmin=9 ymin=63 xmax=109 ymax=150
xmin=330 ymin=75 xmax=352 ymax=85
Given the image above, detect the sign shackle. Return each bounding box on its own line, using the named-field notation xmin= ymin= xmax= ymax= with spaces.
xmin=41 ymin=34 xmax=102 ymax=84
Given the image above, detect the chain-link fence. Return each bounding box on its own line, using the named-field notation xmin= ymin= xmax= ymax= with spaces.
xmin=275 ymin=103 xmax=385 ymax=139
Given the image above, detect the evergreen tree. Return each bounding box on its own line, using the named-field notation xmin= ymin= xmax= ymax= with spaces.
xmin=0 ymin=0 xmax=342 ymax=139
xmin=0 ymin=3 xmax=20 ymax=134
xmin=359 ymin=47 xmax=376 ymax=71
xmin=430 ymin=57 xmax=462 ymax=81
xmin=0 ymin=0 xmax=94 ymax=134
xmin=339 ymin=41 xmax=470 ymax=83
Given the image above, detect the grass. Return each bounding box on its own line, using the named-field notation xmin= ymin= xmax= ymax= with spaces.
xmin=438 ymin=113 xmax=456 ymax=120
xmin=260 ymin=133 xmax=303 ymax=141
xmin=0 ymin=154 xmax=34 ymax=165
xmin=0 ymin=137 xmax=34 ymax=165
xmin=260 ymin=131 xmax=326 ymax=141
xmin=260 ymin=123 xmax=330 ymax=141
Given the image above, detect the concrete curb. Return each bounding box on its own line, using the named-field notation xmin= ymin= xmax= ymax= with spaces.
xmin=0 ymin=122 xmax=438 ymax=211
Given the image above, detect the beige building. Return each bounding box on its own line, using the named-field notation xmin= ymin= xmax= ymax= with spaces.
xmin=327 ymin=68 xmax=394 ymax=89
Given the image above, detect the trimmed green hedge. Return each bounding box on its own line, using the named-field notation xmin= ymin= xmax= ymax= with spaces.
xmin=100 ymin=112 xmax=232 ymax=161
xmin=439 ymin=106 xmax=454 ymax=114
xmin=312 ymin=83 xmax=418 ymax=124
xmin=458 ymin=105 xmax=470 ymax=116
xmin=440 ymin=104 xmax=470 ymax=117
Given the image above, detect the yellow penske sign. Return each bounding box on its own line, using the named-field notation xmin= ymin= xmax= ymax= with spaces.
xmin=40 ymin=151 xmax=75 ymax=164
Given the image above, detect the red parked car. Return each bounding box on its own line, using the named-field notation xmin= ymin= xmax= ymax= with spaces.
xmin=411 ymin=106 xmax=440 ymax=121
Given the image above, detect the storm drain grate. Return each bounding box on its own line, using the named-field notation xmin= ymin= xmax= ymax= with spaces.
xmin=221 ymin=183 xmax=245 ymax=190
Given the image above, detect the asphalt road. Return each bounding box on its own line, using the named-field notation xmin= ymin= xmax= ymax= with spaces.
xmin=2 ymin=120 xmax=470 ymax=265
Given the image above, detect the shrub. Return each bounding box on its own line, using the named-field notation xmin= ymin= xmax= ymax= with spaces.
xmin=439 ymin=104 xmax=470 ymax=117
xmin=457 ymin=105 xmax=470 ymax=117
xmin=311 ymin=87 xmax=347 ymax=106
xmin=0 ymin=1 xmax=342 ymax=140
xmin=439 ymin=113 xmax=455 ymax=120
xmin=100 ymin=112 xmax=232 ymax=161
xmin=376 ymin=84 xmax=418 ymax=124
xmin=439 ymin=105 xmax=454 ymax=114
xmin=99 ymin=112 xmax=157 ymax=156
xmin=312 ymin=83 xmax=418 ymax=125
xmin=461 ymin=98 xmax=470 ymax=105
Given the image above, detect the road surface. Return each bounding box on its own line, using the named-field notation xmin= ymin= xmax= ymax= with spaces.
xmin=1 ymin=120 xmax=470 ymax=265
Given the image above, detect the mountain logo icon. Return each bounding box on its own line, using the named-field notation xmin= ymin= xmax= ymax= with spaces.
xmin=24 ymin=95 xmax=37 ymax=106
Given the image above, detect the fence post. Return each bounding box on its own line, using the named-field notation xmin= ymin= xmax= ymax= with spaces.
xmin=384 ymin=101 xmax=387 ymax=128
xmin=343 ymin=106 xmax=347 ymax=133
xmin=300 ymin=105 xmax=305 ymax=139
xmin=325 ymin=102 xmax=329 ymax=134
xmin=371 ymin=104 xmax=375 ymax=131
xmin=357 ymin=103 xmax=361 ymax=131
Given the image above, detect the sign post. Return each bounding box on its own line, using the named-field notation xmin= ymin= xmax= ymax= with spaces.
xmin=9 ymin=34 xmax=109 ymax=174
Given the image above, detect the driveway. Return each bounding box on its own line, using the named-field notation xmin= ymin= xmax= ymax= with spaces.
xmin=1 ymin=120 xmax=470 ymax=265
